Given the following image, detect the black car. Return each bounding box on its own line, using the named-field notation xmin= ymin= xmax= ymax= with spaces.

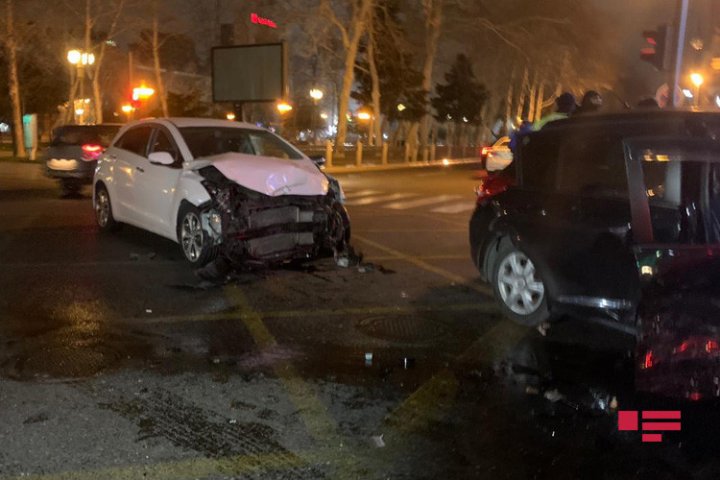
xmin=45 ymin=124 xmax=121 ymax=196
xmin=470 ymin=111 xmax=720 ymax=334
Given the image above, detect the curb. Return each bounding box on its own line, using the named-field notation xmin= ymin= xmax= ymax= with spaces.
xmin=324 ymin=158 xmax=482 ymax=174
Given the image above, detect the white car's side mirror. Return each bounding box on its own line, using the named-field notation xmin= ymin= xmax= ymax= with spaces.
xmin=148 ymin=151 xmax=175 ymax=165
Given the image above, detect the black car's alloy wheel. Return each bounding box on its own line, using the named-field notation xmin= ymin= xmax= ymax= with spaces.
xmin=492 ymin=242 xmax=549 ymax=326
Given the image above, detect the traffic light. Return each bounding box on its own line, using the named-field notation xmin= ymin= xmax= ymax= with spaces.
xmin=641 ymin=25 xmax=669 ymax=71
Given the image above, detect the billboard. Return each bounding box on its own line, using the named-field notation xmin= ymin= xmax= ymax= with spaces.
xmin=211 ymin=43 xmax=286 ymax=103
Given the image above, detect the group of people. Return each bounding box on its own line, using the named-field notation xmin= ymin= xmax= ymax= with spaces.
xmin=533 ymin=90 xmax=603 ymax=130
xmin=509 ymin=90 xmax=604 ymax=152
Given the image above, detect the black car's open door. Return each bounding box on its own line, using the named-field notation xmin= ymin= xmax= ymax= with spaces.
xmin=625 ymin=138 xmax=720 ymax=400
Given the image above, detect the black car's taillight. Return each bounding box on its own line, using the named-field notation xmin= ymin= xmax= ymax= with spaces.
xmin=475 ymin=175 xmax=511 ymax=203
xmin=81 ymin=143 xmax=103 ymax=161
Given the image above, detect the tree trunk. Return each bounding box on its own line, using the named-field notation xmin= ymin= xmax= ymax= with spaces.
xmin=368 ymin=24 xmax=381 ymax=146
xmin=515 ymin=65 xmax=529 ymax=123
xmin=534 ymin=81 xmax=545 ymax=122
xmin=5 ymin=0 xmax=26 ymax=158
xmin=64 ymin=74 xmax=80 ymax=124
xmin=527 ymin=84 xmax=536 ymax=122
xmin=90 ymin=1 xmax=124 ymax=123
xmin=418 ymin=0 xmax=443 ymax=154
xmin=152 ymin=9 xmax=169 ymax=117
xmin=334 ymin=0 xmax=373 ymax=156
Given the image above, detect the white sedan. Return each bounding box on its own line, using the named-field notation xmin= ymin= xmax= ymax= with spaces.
xmin=93 ymin=118 xmax=349 ymax=267
xmin=485 ymin=136 xmax=514 ymax=172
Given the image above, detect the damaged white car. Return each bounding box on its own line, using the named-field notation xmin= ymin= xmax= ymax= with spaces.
xmin=93 ymin=118 xmax=350 ymax=267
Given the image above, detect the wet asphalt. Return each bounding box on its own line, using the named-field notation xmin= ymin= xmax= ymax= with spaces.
xmin=1 ymin=161 xmax=719 ymax=479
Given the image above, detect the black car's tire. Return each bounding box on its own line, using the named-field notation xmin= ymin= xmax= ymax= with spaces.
xmin=177 ymin=203 xmax=218 ymax=266
xmin=491 ymin=242 xmax=550 ymax=327
xmin=94 ymin=184 xmax=121 ymax=232
xmin=60 ymin=179 xmax=82 ymax=197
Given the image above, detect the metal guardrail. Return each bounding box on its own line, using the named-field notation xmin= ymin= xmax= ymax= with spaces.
xmin=294 ymin=141 xmax=479 ymax=167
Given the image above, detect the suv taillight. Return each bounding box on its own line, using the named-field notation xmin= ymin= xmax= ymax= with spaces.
xmin=81 ymin=143 xmax=103 ymax=161
xmin=475 ymin=175 xmax=511 ymax=203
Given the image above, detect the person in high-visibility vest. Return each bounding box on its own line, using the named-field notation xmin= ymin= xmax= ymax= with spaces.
xmin=533 ymin=92 xmax=576 ymax=130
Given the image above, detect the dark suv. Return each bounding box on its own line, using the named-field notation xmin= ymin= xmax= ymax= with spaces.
xmin=45 ymin=124 xmax=120 ymax=196
xmin=470 ymin=111 xmax=720 ymax=334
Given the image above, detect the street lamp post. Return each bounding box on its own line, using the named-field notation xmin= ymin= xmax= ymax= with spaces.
xmin=67 ymin=49 xmax=95 ymax=124
xmin=690 ymin=72 xmax=704 ymax=108
xmin=309 ymin=88 xmax=324 ymax=143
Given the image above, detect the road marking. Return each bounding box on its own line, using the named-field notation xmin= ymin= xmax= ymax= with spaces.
xmin=0 ymin=449 xmax=318 ymax=480
xmin=353 ymin=234 xmax=493 ymax=296
xmin=222 ymin=286 xmax=359 ymax=477
xmin=342 ymin=189 xmax=381 ymax=199
xmin=430 ymin=202 xmax=476 ymax=214
xmin=130 ymin=302 xmax=497 ymax=325
xmin=344 ymin=192 xmax=417 ymax=206
xmin=383 ymin=194 xmax=461 ymax=210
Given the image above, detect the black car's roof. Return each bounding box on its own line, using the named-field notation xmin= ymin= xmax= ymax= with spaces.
xmin=541 ymin=109 xmax=720 ymax=131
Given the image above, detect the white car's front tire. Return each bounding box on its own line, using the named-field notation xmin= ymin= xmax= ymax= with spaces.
xmin=177 ymin=203 xmax=218 ymax=266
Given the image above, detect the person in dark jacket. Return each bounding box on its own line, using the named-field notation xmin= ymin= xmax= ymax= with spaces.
xmin=575 ymin=90 xmax=603 ymax=115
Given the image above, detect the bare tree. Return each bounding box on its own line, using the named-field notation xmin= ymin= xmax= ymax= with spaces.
xmin=418 ymin=0 xmax=443 ymax=154
xmin=152 ymin=2 xmax=169 ymax=117
xmin=2 ymin=0 xmax=27 ymax=158
xmin=321 ymin=0 xmax=374 ymax=155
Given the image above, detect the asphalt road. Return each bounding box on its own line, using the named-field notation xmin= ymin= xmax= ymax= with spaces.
xmin=0 ymin=162 xmax=718 ymax=479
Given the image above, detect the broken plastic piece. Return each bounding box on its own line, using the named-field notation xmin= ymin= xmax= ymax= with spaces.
xmin=371 ymin=434 xmax=385 ymax=448
xmin=543 ymin=389 xmax=564 ymax=402
xmin=537 ymin=321 xmax=550 ymax=336
xmin=364 ymin=352 xmax=373 ymax=367
xmin=357 ymin=263 xmax=375 ymax=273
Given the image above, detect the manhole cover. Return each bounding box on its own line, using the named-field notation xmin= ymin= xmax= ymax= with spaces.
xmin=355 ymin=315 xmax=447 ymax=342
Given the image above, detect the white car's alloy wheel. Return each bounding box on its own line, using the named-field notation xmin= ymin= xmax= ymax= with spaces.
xmin=496 ymin=251 xmax=545 ymax=315
xmin=95 ymin=189 xmax=110 ymax=227
xmin=181 ymin=211 xmax=204 ymax=262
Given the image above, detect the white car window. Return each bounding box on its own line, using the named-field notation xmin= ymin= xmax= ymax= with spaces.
xmin=115 ymin=126 xmax=152 ymax=157
xmin=180 ymin=127 xmax=303 ymax=160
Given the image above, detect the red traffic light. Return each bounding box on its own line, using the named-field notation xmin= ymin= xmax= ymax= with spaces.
xmin=641 ymin=25 xmax=669 ymax=71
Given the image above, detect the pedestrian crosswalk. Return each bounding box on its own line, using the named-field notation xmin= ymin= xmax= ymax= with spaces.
xmin=343 ymin=189 xmax=475 ymax=214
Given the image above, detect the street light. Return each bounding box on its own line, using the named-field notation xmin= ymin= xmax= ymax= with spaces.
xmin=132 ymin=84 xmax=155 ymax=101
xmin=397 ymin=103 xmax=406 ymax=112
xmin=309 ymin=88 xmax=324 ymax=101
xmin=67 ymin=49 xmax=95 ymax=66
xmin=277 ymin=101 xmax=293 ymax=114
xmin=121 ymin=103 xmax=135 ymax=122
xmin=690 ymin=72 xmax=704 ymax=108
xmin=226 ymin=112 xmax=236 ymax=121
xmin=357 ymin=110 xmax=371 ymax=121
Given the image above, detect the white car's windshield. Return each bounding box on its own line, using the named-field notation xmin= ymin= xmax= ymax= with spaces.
xmin=180 ymin=127 xmax=303 ymax=160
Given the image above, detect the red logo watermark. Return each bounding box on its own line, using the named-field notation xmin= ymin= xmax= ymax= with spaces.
xmin=618 ymin=410 xmax=681 ymax=443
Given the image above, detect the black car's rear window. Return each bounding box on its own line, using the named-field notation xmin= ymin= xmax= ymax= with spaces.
xmin=50 ymin=125 xmax=119 ymax=147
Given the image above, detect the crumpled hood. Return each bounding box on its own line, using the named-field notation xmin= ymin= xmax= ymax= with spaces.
xmin=195 ymin=152 xmax=329 ymax=197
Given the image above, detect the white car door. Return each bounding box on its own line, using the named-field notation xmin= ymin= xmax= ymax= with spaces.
xmin=131 ymin=127 xmax=184 ymax=239
xmin=108 ymin=125 xmax=154 ymax=227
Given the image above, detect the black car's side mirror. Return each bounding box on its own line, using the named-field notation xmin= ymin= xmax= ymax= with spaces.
xmin=309 ymin=155 xmax=326 ymax=167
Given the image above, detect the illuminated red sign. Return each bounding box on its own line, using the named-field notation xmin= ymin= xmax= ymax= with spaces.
xmin=250 ymin=13 xmax=277 ymax=29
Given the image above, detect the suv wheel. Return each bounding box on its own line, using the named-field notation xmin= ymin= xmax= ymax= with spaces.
xmin=492 ymin=242 xmax=549 ymax=326
xmin=177 ymin=204 xmax=218 ymax=266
